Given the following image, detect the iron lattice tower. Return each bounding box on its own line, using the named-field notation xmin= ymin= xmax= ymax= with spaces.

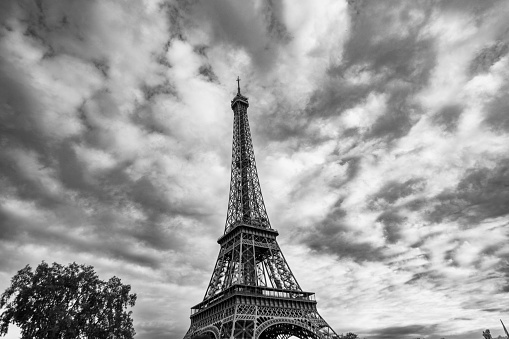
xmin=183 ymin=79 xmax=339 ymax=339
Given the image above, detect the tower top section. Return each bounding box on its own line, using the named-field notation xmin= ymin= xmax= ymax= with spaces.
xmin=225 ymin=78 xmax=271 ymax=234
xmin=231 ymin=76 xmax=249 ymax=109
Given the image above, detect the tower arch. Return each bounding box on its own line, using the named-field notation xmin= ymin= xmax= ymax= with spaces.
xmin=197 ymin=326 xmax=220 ymax=339
xmin=256 ymin=319 xmax=319 ymax=339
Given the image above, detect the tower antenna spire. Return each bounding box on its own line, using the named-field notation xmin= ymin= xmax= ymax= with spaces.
xmin=236 ymin=76 xmax=241 ymax=94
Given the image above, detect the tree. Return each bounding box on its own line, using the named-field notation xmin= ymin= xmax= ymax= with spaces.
xmin=0 ymin=262 xmax=137 ymax=339
xmin=338 ymin=333 xmax=359 ymax=339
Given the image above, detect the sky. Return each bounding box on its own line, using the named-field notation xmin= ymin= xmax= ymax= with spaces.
xmin=1 ymin=0 xmax=509 ymax=338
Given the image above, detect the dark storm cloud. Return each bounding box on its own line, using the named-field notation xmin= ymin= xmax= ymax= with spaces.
xmin=57 ymin=142 xmax=107 ymax=194
xmin=377 ymin=210 xmax=406 ymax=244
xmin=483 ymin=83 xmax=509 ymax=132
xmin=133 ymin=103 xmax=166 ymax=136
xmin=131 ymin=175 xmax=211 ymax=221
xmin=198 ymin=64 xmax=219 ymax=83
xmin=54 ymin=142 xmax=171 ymax=228
xmin=254 ymin=98 xmax=332 ymax=149
xmin=0 ymin=204 xmax=161 ymax=268
xmin=137 ymin=325 xmax=175 ymax=339
xmin=53 ymin=142 xmax=196 ymax=253
xmin=305 ymin=232 xmax=385 ymax=263
xmin=1 ymin=125 xmax=197 ymax=268
xmin=70 ymin=91 xmax=211 ymax=222
xmin=445 ymin=330 xmax=492 ymax=339
xmin=438 ymin=0 xmax=504 ymax=18
xmin=368 ymin=324 xmax=437 ymax=339
xmin=343 ymin=4 xmax=434 ymax=83
xmin=11 ymin=0 xmax=100 ymax=60
xmin=302 ymin=0 xmax=437 ymax=146
xmin=132 ymin=176 xmax=174 ymax=217
xmin=469 ymin=41 xmax=509 ymax=75
xmin=0 ymin=209 xmax=22 ymax=241
xmin=404 ymin=272 xmax=426 ymax=285
xmin=298 ymin=202 xmax=385 ymax=262
xmin=262 ymin=0 xmax=291 ymax=43
xmin=141 ymin=80 xmax=177 ymax=102
xmin=0 ymin=59 xmax=52 ymax=155
xmin=402 ymin=197 xmax=427 ymax=213
xmin=497 ymin=258 xmax=509 ymax=293
xmin=162 ymin=0 xmax=188 ymax=41
xmin=93 ymin=59 xmax=110 ymax=78
xmin=0 ymin=150 xmax=62 ymax=210
xmin=0 ymin=180 xmax=179 ymax=266
xmin=365 ymin=178 xmax=427 ymax=243
xmin=0 ymin=1 xmax=212 ymax=271
xmin=482 ymin=308 xmax=507 ymax=313
xmin=431 ymin=104 xmax=464 ymax=132
xmin=306 ymin=78 xmax=372 ymax=119
xmin=339 ymin=156 xmax=362 ymax=181
xmin=426 ymin=161 xmax=509 ymax=225
xmin=369 ymin=178 xmax=427 ymax=208
xmin=0 ymin=0 xmax=16 ymax=22
xmin=367 ymin=89 xmax=424 ymax=141
xmin=171 ymin=0 xmax=291 ymax=72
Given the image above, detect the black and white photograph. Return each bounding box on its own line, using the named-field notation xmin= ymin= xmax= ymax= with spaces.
xmin=1 ymin=1 xmax=509 ymax=338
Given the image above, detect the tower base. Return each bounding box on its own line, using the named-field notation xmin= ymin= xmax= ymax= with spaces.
xmin=184 ymin=285 xmax=338 ymax=339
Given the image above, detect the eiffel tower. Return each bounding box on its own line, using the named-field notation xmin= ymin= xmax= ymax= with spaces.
xmin=183 ymin=78 xmax=339 ymax=339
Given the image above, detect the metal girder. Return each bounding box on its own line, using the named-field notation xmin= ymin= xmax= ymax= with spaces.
xmin=225 ymin=95 xmax=270 ymax=234
xmin=184 ymin=298 xmax=339 ymax=339
xmin=184 ymin=86 xmax=338 ymax=339
xmin=204 ymin=229 xmax=301 ymax=299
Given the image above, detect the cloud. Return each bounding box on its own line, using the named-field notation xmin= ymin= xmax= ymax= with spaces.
xmin=297 ymin=200 xmax=386 ymax=262
xmin=470 ymin=41 xmax=509 ymax=75
xmin=370 ymin=178 xmax=427 ymax=207
xmin=180 ymin=0 xmax=290 ymax=72
xmin=483 ymin=82 xmax=509 ymax=132
xmin=426 ymin=161 xmax=509 ymax=225
xmin=431 ymin=104 xmax=464 ymax=132
xmin=368 ymin=324 xmax=438 ymax=339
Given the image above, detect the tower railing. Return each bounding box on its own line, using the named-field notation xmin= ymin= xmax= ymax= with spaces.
xmin=191 ymin=285 xmax=316 ymax=315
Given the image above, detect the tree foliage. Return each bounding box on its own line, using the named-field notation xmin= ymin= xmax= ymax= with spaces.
xmin=338 ymin=332 xmax=359 ymax=339
xmin=0 ymin=262 xmax=137 ymax=339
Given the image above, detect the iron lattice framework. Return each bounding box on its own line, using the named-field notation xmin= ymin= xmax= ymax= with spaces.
xmin=183 ymin=80 xmax=339 ymax=339
xmin=224 ymin=85 xmax=270 ymax=234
